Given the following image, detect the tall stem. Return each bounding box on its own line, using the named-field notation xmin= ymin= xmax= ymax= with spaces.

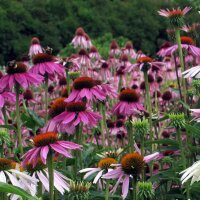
xmin=2 ymin=106 xmax=8 ymax=125
xmin=44 ymin=74 xmax=49 ymax=123
xmin=133 ymin=177 xmax=137 ymax=200
xmin=38 ymin=181 xmax=43 ymax=198
xmin=15 ymin=83 xmax=23 ymax=155
xmin=65 ymin=69 xmax=71 ymax=96
xmin=143 ymin=70 xmax=153 ymax=152
xmin=127 ymin=120 xmax=134 ymax=152
xmin=99 ymin=103 xmax=105 ymax=146
xmin=47 ymin=149 xmax=54 ymax=200
xmin=102 ymin=103 xmax=110 ymax=146
xmin=173 ymin=54 xmax=183 ymax=101
xmin=177 ymin=128 xmax=190 ymax=200
xmin=175 ymin=29 xmax=187 ymax=104
xmin=141 ymin=137 xmax=145 ymax=181
xmin=105 ymin=180 xmax=109 ymax=200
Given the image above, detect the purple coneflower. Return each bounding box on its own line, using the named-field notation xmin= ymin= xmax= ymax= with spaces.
xmin=0 ymin=62 xmax=43 ymax=90
xmin=160 ymin=36 xmax=200 ymax=57
xmin=24 ymin=158 xmax=70 ymax=196
xmin=102 ymin=152 xmax=159 ymax=199
xmin=158 ymin=7 xmax=191 ymax=18
xmin=67 ymin=77 xmax=106 ymax=102
xmin=112 ymin=88 xmax=144 ymax=117
xmin=71 ymin=27 xmax=88 ymax=49
xmin=28 ymin=37 xmax=43 ymax=57
xmin=22 ymin=132 xmax=81 ymax=167
xmin=79 ymin=157 xmax=117 ymax=187
xmin=0 ymin=158 xmax=37 ymax=199
xmin=52 ymin=102 xmax=101 ymax=127
xmin=30 ymin=53 xmax=64 ymax=79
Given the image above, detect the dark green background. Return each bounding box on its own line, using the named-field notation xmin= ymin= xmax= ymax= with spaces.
xmin=0 ymin=0 xmax=199 ymax=64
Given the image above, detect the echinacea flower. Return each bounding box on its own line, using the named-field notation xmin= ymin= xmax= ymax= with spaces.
xmin=22 ymin=132 xmax=81 ymax=167
xmin=0 ymin=158 xmax=37 ymax=199
xmin=89 ymin=46 xmax=101 ymax=60
xmin=28 ymin=37 xmax=43 ymax=57
xmin=160 ymin=36 xmax=200 ymax=57
xmin=158 ymin=7 xmax=191 ymax=27
xmin=158 ymin=7 xmax=191 ymax=18
xmin=180 ymin=160 xmax=200 ymax=185
xmin=112 ymin=88 xmax=144 ymax=117
xmin=182 ymin=65 xmax=200 ymax=78
xmin=71 ymin=27 xmax=88 ymax=49
xmin=30 ymin=53 xmax=64 ymax=79
xmin=109 ymin=40 xmax=121 ymax=56
xmin=132 ymin=56 xmax=165 ymax=72
xmin=67 ymin=77 xmax=106 ymax=102
xmin=0 ymin=90 xmax=15 ymax=108
xmin=24 ymin=158 xmax=70 ymax=195
xmin=52 ymin=102 xmax=101 ymax=127
xmin=102 ymin=152 xmax=159 ymax=199
xmin=42 ymin=98 xmax=75 ymax=134
xmin=190 ymin=109 xmax=200 ymax=122
xmin=0 ymin=62 xmax=43 ymax=90
xmin=79 ymin=157 xmax=117 ymax=187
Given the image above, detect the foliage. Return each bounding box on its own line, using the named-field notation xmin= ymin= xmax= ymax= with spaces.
xmin=0 ymin=0 xmax=199 ymax=64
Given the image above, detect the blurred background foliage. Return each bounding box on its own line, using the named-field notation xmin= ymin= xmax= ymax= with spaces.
xmin=0 ymin=0 xmax=199 ymax=64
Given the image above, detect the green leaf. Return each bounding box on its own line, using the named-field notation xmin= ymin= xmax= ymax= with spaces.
xmin=0 ymin=182 xmax=39 ymax=200
xmin=0 ymin=125 xmax=17 ymax=131
xmin=177 ymin=100 xmax=190 ymax=110
xmin=145 ymin=139 xmax=179 ymax=147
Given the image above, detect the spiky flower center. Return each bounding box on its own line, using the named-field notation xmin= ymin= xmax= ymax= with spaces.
xmin=78 ymin=49 xmax=88 ymax=56
xmin=60 ymin=87 xmax=68 ymax=98
xmin=168 ymin=9 xmax=185 ymax=17
xmin=121 ymin=152 xmax=144 ymax=175
xmin=32 ymin=53 xmax=54 ymax=64
xmin=98 ymin=158 xmax=117 ymax=170
xmin=73 ymin=77 xmax=94 ymax=90
xmin=90 ymin=46 xmax=97 ymax=53
xmin=25 ymin=158 xmax=46 ymax=173
xmin=7 ymin=62 xmax=27 ymax=74
xmin=66 ymin=102 xmax=86 ymax=112
xmin=116 ymin=119 xmax=124 ymax=128
xmin=120 ymin=54 xmax=129 ymax=62
xmin=31 ymin=37 xmax=40 ymax=45
xmin=23 ymin=89 xmax=34 ymax=100
xmin=163 ymin=150 xmax=174 ymax=156
xmin=162 ymin=91 xmax=172 ymax=101
xmin=119 ymin=89 xmax=140 ymax=102
xmin=101 ymin=62 xmax=109 ymax=69
xmin=110 ymin=40 xmax=118 ymax=50
xmin=137 ymin=56 xmax=153 ymax=64
xmin=0 ymin=158 xmax=16 ymax=171
xmin=106 ymin=120 xmax=115 ymax=128
xmin=180 ymin=36 xmax=194 ymax=45
xmin=75 ymin=27 xmax=85 ymax=36
xmin=125 ymin=41 xmax=133 ymax=49
xmin=49 ymin=98 xmax=67 ymax=118
xmin=33 ymin=132 xmax=58 ymax=147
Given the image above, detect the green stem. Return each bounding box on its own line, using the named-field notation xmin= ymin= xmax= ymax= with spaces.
xmin=0 ymin=144 xmax=4 ymax=158
xmin=102 ymin=104 xmax=110 ymax=146
xmin=143 ymin=70 xmax=153 ymax=152
xmin=175 ymin=29 xmax=187 ymax=104
xmin=133 ymin=177 xmax=137 ymax=200
xmin=65 ymin=69 xmax=71 ymax=96
xmin=15 ymin=83 xmax=23 ymax=155
xmin=118 ymin=75 xmax=122 ymax=92
xmin=2 ymin=106 xmax=8 ymax=125
xmin=141 ymin=137 xmax=145 ymax=181
xmin=99 ymin=103 xmax=105 ymax=146
xmin=105 ymin=180 xmax=109 ymax=200
xmin=38 ymin=181 xmax=43 ymax=198
xmin=127 ymin=120 xmax=134 ymax=152
xmin=177 ymin=128 xmax=190 ymax=200
xmin=47 ymin=149 xmax=54 ymax=200
xmin=44 ymin=75 xmax=49 ymax=123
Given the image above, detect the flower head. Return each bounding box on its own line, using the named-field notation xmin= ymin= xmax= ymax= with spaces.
xmin=0 ymin=62 xmax=43 ymax=90
xmin=22 ymin=132 xmax=81 ymax=167
xmin=158 ymin=7 xmax=192 ymax=27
